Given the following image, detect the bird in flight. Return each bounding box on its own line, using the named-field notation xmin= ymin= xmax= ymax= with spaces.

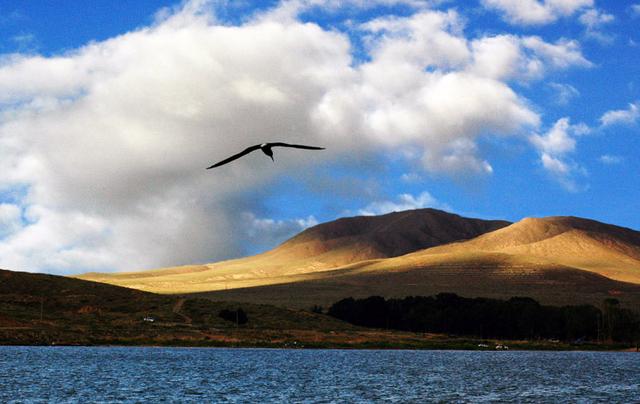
xmin=206 ymin=142 xmax=325 ymax=169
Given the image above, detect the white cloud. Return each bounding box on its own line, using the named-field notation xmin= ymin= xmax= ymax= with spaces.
xmin=258 ymin=0 xmax=439 ymax=22
xmin=315 ymin=10 xmax=542 ymax=174
xmin=631 ymin=4 xmax=640 ymax=16
xmin=529 ymin=117 xmax=588 ymax=189
xmin=521 ymin=37 xmax=592 ymax=69
xmin=481 ymin=0 xmax=593 ymax=25
xmin=578 ymin=8 xmax=614 ymax=28
xmin=599 ymin=154 xmax=623 ymax=165
xmin=579 ymin=8 xmax=615 ymax=43
xmin=530 ymin=118 xmax=578 ymax=155
xmin=540 ymin=153 xmax=570 ymax=175
xmin=0 ymin=1 xmax=589 ymax=274
xmin=469 ymin=35 xmax=525 ymax=80
xmin=481 ymin=0 xmax=614 ymax=41
xmin=468 ymin=35 xmax=591 ymax=81
xmin=600 ymin=102 xmax=640 ymax=127
xmin=548 ymin=82 xmax=579 ymax=105
xmin=10 ymin=33 xmax=38 ymax=52
xmin=0 ymin=203 xmax=22 ymax=238
xmin=242 ymin=212 xmax=318 ymax=252
xmin=359 ymin=191 xmax=449 ymax=216
xmin=400 ymin=172 xmax=421 ymax=183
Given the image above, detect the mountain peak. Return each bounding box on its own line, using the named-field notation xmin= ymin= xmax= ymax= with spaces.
xmin=275 ymin=208 xmax=511 ymax=261
xmin=423 ymin=214 xmax=640 ymax=283
xmin=486 ymin=216 xmax=640 ymax=248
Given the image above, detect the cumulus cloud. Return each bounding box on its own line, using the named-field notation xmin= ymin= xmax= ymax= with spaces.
xmin=313 ymin=10 xmax=544 ymax=175
xmin=530 ymin=118 xmax=578 ymax=156
xmin=469 ymin=35 xmax=591 ymax=81
xmin=358 ymin=191 xmax=450 ymax=216
xmin=529 ymin=117 xmax=588 ymax=190
xmin=600 ymin=102 xmax=640 ymax=127
xmin=482 ymin=0 xmax=614 ymax=42
xmin=0 ymin=0 xmax=590 ymax=273
xmin=481 ymin=0 xmax=593 ymax=25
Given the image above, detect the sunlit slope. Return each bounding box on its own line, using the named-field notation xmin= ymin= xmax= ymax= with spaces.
xmin=76 ymin=212 xmax=640 ymax=307
xmin=76 ymin=209 xmax=510 ymax=293
xmin=414 ymin=216 xmax=640 ymax=283
xmin=197 ymin=251 xmax=640 ymax=309
xmin=244 ymin=216 xmax=640 ymax=308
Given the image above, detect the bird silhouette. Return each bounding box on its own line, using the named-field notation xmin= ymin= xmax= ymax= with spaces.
xmin=206 ymin=142 xmax=325 ymax=169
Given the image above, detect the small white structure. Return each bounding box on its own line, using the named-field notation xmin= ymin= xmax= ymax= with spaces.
xmin=143 ymin=316 xmax=155 ymax=323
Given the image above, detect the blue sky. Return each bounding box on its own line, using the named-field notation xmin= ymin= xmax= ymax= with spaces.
xmin=0 ymin=0 xmax=638 ymax=274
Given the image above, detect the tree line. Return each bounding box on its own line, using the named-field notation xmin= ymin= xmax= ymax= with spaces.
xmin=327 ymin=294 xmax=639 ymax=343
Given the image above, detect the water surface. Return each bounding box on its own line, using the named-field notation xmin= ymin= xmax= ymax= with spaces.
xmin=0 ymin=347 xmax=638 ymax=402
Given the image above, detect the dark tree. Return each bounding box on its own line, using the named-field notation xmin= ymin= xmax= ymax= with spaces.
xmin=219 ymin=308 xmax=248 ymax=325
xmin=327 ymin=294 xmax=638 ymax=342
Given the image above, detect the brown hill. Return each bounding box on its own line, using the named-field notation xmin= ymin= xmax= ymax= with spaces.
xmin=77 ymin=209 xmax=510 ymax=293
xmin=76 ymin=211 xmax=640 ymax=311
xmin=416 ymin=216 xmax=640 ymax=284
xmin=197 ymin=252 xmax=640 ymax=310
xmin=278 ymin=208 xmax=510 ymax=261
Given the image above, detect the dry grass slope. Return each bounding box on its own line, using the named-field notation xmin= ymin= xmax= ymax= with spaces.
xmin=418 ymin=216 xmax=640 ymax=284
xmin=76 ymin=209 xmax=510 ymax=293
xmin=76 ymin=211 xmax=640 ymax=310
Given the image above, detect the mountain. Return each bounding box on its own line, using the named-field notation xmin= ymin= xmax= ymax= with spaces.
xmin=194 ymin=249 xmax=640 ymax=310
xmin=416 ymin=216 xmax=640 ymax=284
xmin=76 ymin=209 xmax=640 ymax=310
xmin=279 ymin=208 xmax=510 ymax=261
xmin=76 ymin=209 xmax=510 ymax=293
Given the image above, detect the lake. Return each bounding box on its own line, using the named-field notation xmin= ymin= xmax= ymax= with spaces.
xmin=0 ymin=347 xmax=638 ymax=402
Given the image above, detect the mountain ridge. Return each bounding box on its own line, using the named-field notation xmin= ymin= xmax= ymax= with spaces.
xmin=77 ymin=208 xmax=510 ymax=290
xmin=75 ymin=209 xmax=640 ymax=308
xmin=416 ymin=216 xmax=640 ymax=283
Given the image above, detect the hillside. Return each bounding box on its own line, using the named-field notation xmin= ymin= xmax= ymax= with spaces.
xmin=77 ymin=209 xmax=509 ymax=293
xmin=75 ymin=210 xmax=640 ymax=311
xmin=278 ymin=208 xmax=510 ymax=261
xmin=5 ymin=268 xmax=533 ymax=349
xmin=416 ymin=216 xmax=640 ymax=284
xmin=0 ymin=268 xmax=356 ymax=346
xmin=196 ymin=252 xmax=640 ymax=309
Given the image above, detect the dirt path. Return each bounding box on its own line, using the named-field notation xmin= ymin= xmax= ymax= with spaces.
xmin=172 ymin=298 xmax=192 ymax=324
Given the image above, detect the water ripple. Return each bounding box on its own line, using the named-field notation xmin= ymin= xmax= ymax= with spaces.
xmin=0 ymin=347 xmax=638 ymax=403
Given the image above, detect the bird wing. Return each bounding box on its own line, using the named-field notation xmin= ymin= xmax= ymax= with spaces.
xmin=269 ymin=142 xmax=325 ymax=150
xmin=206 ymin=144 xmax=262 ymax=169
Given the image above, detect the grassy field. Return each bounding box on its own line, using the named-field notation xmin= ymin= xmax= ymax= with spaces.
xmin=0 ymin=268 xmax=356 ymax=346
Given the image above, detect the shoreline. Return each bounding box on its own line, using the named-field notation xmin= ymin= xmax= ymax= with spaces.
xmin=1 ymin=336 xmax=637 ymax=352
